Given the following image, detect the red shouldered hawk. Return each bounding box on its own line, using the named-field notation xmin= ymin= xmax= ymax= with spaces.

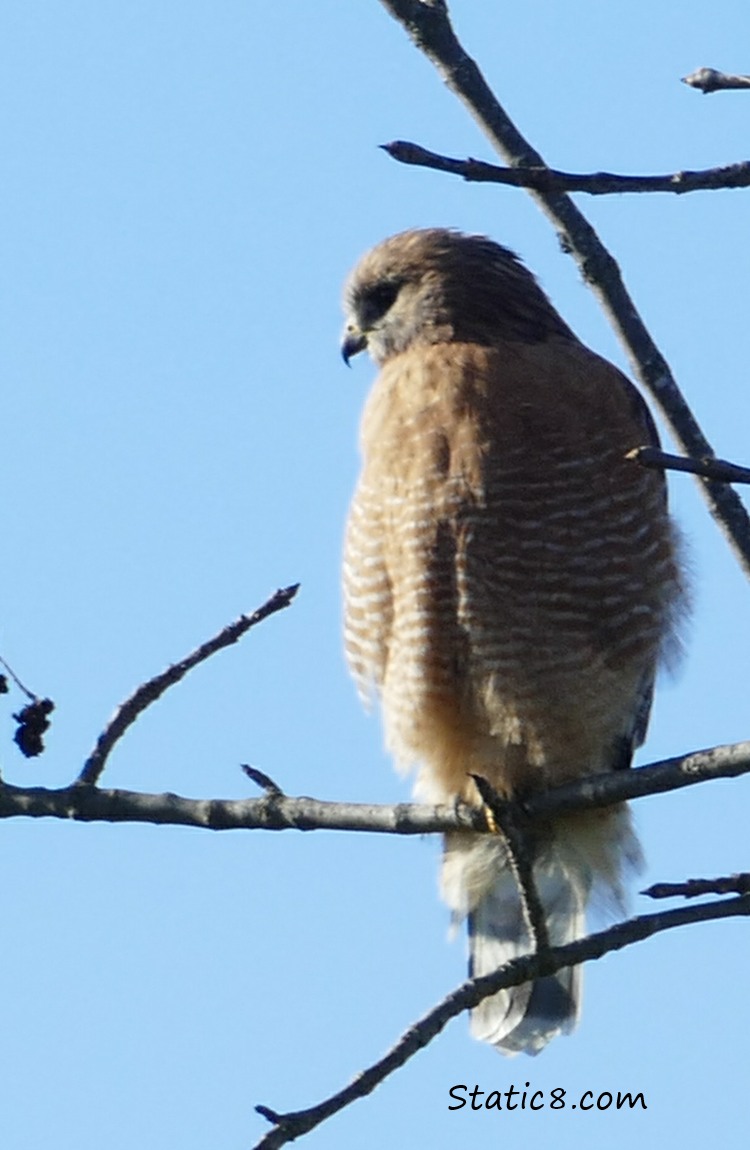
xmin=341 ymin=228 xmax=684 ymax=1056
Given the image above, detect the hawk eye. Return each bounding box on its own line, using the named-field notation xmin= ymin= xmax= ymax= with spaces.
xmin=364 ymin=280 xmax=401 ymax=322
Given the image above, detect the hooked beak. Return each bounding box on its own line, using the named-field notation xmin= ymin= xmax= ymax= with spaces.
xmin=341 ymin=325 xmax=368 ymax=367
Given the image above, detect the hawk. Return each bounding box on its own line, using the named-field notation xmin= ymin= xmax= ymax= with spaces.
xmin=341 ymin=228 xmax=684 ymax=1055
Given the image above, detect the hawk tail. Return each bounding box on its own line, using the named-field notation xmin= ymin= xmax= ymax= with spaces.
xmin=466 ymin=848 xmax=586 ymax=1055
xmin=443 ymin=811 xmax=638 ymax=1056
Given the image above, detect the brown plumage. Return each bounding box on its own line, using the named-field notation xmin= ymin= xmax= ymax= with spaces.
xmin=341 ymin=228 xmax=684 ymax=1055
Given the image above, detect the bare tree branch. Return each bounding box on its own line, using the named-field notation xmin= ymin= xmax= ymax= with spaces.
xmin=377 ymin=0 xmax=750 ymax=578
xmin=2 ymin=739 xmax=750 ymax=833
xmin=629 ymin=446 xmax=750 ymax=485
xmin=522 ymin=739 xmax=750 ymax=819
xmin=471 ymin=772 xmax=550 ymax=951
xmin=643 ymin=873 xmax=750 ymax=899
xmin=383 ymin=140 xmax=750 ymax=195
xmin=0 ymin=777 xmax=484 ymax=833
xmin=76 ymin=585 xmax=299 ymax=787
xmin=252 ymin=893 xmax=750 ymax=1148
xmin=683 ymin=67 xmax=750 ymax=94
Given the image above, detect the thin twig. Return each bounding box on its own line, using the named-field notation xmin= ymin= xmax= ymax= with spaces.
xmin=252 ymin=894 xmax=750 ymax=1148
xmin=2 ymin=739 xmax=749 ymax=832
xmin=683 ymin=67 xmax=750 ymax=94
xmin=377 ymin=0 xmax=750 ymax=578
xmin=0 ymin=655 xmax=41 ymax=701
xmin=629 ymin=445 xmax=750 ymax=485
xmin=643 ymin=873 xmax=750 ymax=899
xmin=241 ymin=764 xmax=285 ymax=796
xmin=77 ymin=585 xmax=299 ymax=786
xmin=383 ymin=140 xmax=750 ymax=195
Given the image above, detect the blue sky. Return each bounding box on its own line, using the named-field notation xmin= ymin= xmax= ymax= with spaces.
xmin=1 ymin=2 xmax=750 ymax=1147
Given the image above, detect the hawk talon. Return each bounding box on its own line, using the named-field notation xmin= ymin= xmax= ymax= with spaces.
xmin=483 ymin=803 xmax=500 ymax=836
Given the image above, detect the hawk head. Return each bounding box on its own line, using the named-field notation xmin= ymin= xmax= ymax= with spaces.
xmin=341 ymin=227 xmax=572 ymax=367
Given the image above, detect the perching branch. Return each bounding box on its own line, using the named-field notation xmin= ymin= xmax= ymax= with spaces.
xmin=3 ymin=739 xmax=750 ymax=832
xmin=524 ymin=739 xmax=750 ymax=819
xmin=383 ymin=140 xmax=750 ymax=195
xmin=683 ymin=67 xmax=750 ymax=94
xmin=377 ymin=0 xmax=750 ymax=579
xmin=253 ymin=893 xmax=750 ymax=1148
xmin=0 ymin=780 xmax=483 ymax=834
xmin=77 ymin=584 xmax=299 ymax=786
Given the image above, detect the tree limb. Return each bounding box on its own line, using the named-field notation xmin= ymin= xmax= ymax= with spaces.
xmin=643 ymin=873 xmax=750 ymax=899
xmin=252 ymin=893 xmax=750 ymax=1148
xmin=383 ymin=140 xmax=750 ymax=195
xmin=2 ymin=739 xmax=750 ymax=832
xmin=77 ymin=584 xmax=299 ymax=786
xmin=683 ymin=67 xmax=750 ymax=94
xmin=628 ymin=446 xmax=750 ymax=485
xmin=377 ymin=0 xmax=750 ymax=578
xmin=471 ymin=772 xmax=550 ymax=951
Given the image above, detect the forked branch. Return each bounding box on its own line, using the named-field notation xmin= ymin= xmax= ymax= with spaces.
xmin=377 ymin=0 xmax=750 ymax=578
xmin=2 ymin=739 xmax=750 ymax=831
xmin=253 ymin=894 xmax=750 ymax=1148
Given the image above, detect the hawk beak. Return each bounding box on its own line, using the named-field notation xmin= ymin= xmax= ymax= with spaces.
xmin=341 ymin=325 xmax=368 ymax=366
